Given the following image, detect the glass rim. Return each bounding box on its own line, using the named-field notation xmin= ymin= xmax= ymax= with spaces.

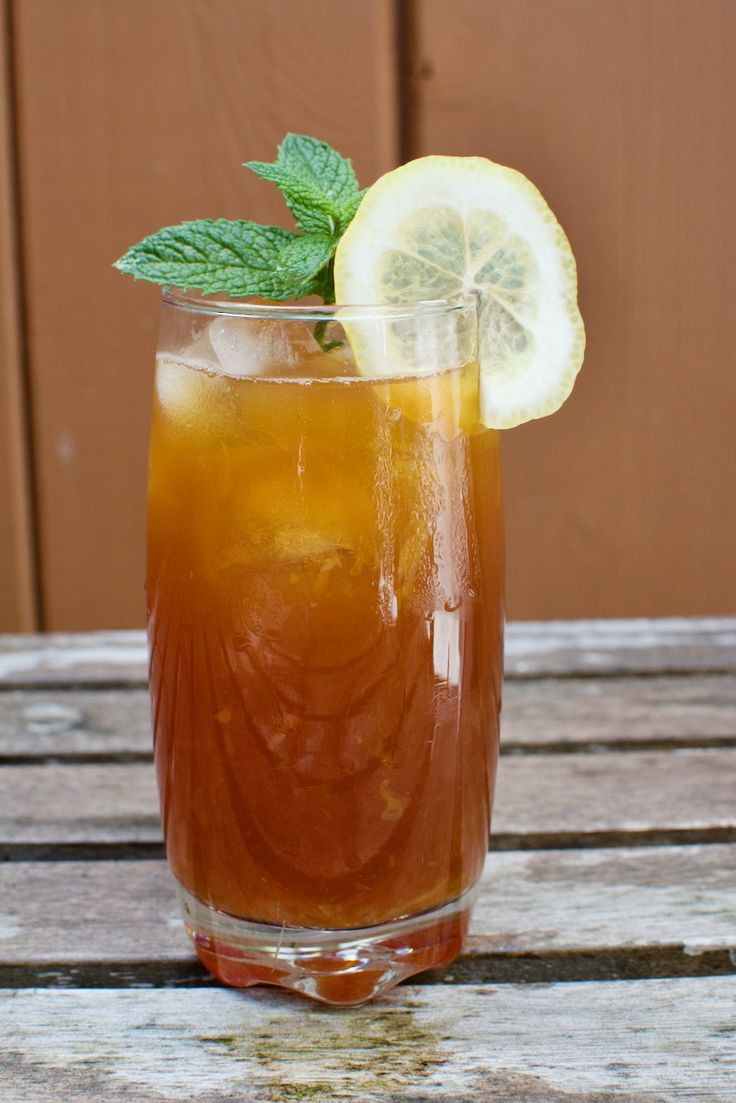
xmin=161 ymin=286 xmax=474 ymax=322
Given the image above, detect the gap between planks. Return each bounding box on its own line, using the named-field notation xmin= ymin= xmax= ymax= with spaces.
xmin=3 ymin=825 xmax=736 ymax=864
xmin=1 ymin=619 xmax=735 ymax=687
xmin=1 ymin=675 xmax=734 ymax=760
xmin=2 ymin=667 xmax=736 ymax=694
xmin=3 ymin=734 xmax=736 ymax=767
xmin=2 ymin=846 xmax=735 ymax=987
xmin=3 ymin=944 xmax=735 ymax=990
xmin=2 ymin=751 xmax=734 ymax=847
xmin=2 ymin=750 xmax=735 ymax=868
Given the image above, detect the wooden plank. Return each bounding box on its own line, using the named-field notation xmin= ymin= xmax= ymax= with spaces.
xmin=1 ymin=979 xmax=734 ymax=1101
xmin=471 ymin=843 xmax=736 ymax=960
xmin=0 ymin=689 xmax=151 ymax=759
xmin=492 ymin=749 xmax=736 ymax=847
xmin=0 ymin=2 xmax=37 ymax=631
xmin=0 ymin=763 xmax=159 ymax=847
xmin=1 ymin=749 xmax=734 ymax=850
xmin=412 ymin=0 xmax=736 ymax=621
xmin=2 ymin=618 xmax=735 ymax=687
xmin=11 ymin=0 xmax=399 ymax=630
xmin=502 ymin=674 xmax=736 ymax=749
xmin=0 ymin=631 xmax=148 ymax=687
xmin=1 ymin=674 xmax=734 ymax=761
xmin=1 ymin=846 xmax=733 ymax=982
xmin=503 ymin=618 xmax=736 ymax=678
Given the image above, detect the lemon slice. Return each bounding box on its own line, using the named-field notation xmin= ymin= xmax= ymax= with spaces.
xmin=333 ymin=156 xmax=585 ymax=429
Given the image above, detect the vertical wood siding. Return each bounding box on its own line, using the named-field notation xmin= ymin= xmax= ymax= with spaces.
xmin=1 ymin=0 xmax=734 ymax=628
xmin=8 ymin=0 xmax=398 ymax=629
xmin=411 ymin=0 xmax=736 ymax=618
xmin=0 ymin=0 xmax=37 ymax=630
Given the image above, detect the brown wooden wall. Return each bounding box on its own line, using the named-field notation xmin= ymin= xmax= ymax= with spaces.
xmin=1 ymin=0 xmax=734 ymax=630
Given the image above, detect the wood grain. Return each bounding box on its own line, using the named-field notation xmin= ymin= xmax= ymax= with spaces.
xmin=412 ymin=0 xmax=736 ymax=620
xmin=2 ymin=618 xmax=734 ymax=687
xmin=0 ymin=689 xmax=152 ymax=758
xmin=10 ymin=0 xmax=399 ymax=630
xmin=2 ymin=749 xmax=734 ymax=849
xmin=1 ymin=628 xmax=733 ymax=1098
xmin=0 ymin=630 xmax=148 ymax=686
xmin=503 ymin=618 xmax=736 ymax=678
xmin=502 ymin=674 xmax=736 ymax=748
xmin=1 ymin=674 xmax=734 ymax=761
xmin=1 ymin=980 xmax=735 ymax=1101
xmin=493 ymin=749 xmax=736 ymax=846
xmin=0 ymin=1 xmax=36 ymax=631
xmin=1 ymin=845 xmax=733 ymax=976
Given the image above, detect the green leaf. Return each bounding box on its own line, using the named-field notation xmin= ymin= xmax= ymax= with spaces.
xmin=340 ymin=188 xmax=367 ymax=226
xmin=113 ymin=220 xmax=337 ymax=300
xmin=308 ymin=260 xmax=337 ymax=304
xmin=245 ymin=134 xmax=363 ymax=235
xmin=278 ymin=134 xmax=360 ymax=207
xmin=114 ymin=220 xmax=300 ymax=297
xmin=245 ymin=163 xmax=337 ymax=235
xmin=272 ymin=233 xmax=336 ymax=297
xmin=116 ymin=135 xmax=366 ymax=304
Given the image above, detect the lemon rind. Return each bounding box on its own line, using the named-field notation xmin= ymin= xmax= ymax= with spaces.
xmin=334 ymin=156 xmax=585 ymax=429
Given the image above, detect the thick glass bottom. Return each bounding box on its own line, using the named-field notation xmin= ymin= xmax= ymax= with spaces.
xmin=177 ymin=881 xmax=478 ymax=1006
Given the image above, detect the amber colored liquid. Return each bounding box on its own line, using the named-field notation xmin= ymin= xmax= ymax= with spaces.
xmin=148 ymin=353 xmax=503 ymax=931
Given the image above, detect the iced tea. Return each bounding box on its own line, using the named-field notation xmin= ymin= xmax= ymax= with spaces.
xmin=147 ymin=301 xmax=503 ymax=1001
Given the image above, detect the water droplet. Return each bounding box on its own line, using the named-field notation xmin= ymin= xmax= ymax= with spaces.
xmin=444 ymin=596 xmax=463 ymax=612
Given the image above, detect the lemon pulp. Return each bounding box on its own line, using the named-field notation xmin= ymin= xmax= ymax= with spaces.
xmin=334 ymin=155 xmax=585 ymax=429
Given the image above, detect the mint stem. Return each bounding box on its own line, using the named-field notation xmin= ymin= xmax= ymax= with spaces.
xmin=313 ymin=319 xmax=344 ymax=353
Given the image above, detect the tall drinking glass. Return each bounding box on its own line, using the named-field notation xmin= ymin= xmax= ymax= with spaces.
xmin=147 ymin=290 xmax=504 ymax=1005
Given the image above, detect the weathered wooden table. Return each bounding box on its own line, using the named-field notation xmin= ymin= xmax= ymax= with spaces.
xmin=1 ymin=619 xmax=734 ymax=1101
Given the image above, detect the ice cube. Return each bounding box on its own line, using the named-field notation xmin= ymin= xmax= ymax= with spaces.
xmin=209 ymin=317 xmax=323 ymax=378
xmin=273 ymin=527 xmax=352 ymax=564
xmin=184 ymin=325 xmax=217 ymax=367
xmin=155 ymin=354 xmax=224 ymax=430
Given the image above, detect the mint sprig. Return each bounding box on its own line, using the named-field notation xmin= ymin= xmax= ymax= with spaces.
xmin=246 ymin=133 xmax=364 ymax=237
xmin=114 ymin=134 xmax=364 ymax=304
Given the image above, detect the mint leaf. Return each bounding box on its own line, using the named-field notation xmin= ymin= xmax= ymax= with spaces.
xmin=245 ymin=164 xmax=336 ymax=235
xmin=273 ymin=234 xmax=336 ymax=297
xmin=308 ymin=261 xmax=337 ymax=305
xmin=114 ymin=220 xmax=338 ymax=300
xmin=115 ymin=135 xmax=366 ymax=304
xmin=340 ymin=189 xmax=366 ymax=226
xmin=246 ymin=133 xmax=364 ymax=235
xmin=114 ymin=220 xmax=302 ymax=297
xmin=279 ymin=134 xmax=361 ymax=209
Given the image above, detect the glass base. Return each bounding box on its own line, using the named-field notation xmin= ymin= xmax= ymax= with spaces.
xmin=177 ymin=881 xmax=478 ymax=1006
